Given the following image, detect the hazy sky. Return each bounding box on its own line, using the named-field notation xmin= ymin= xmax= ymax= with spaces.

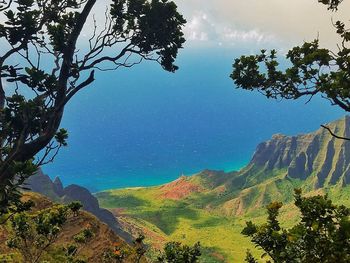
xmin=173 ymin=0 xmax=350 ymax=50
xmin=88 ymin=0 xmax=350 ymax=51
xmin=0 ymin=1 xmax=348 ymax=51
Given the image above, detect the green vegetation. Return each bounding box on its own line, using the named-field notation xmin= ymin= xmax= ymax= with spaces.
xmin=157 ymin=241 xmax=201 ymax=263
xmin=68 ymin=202 xmax=84 ymax=217
xmin=243 ymin=189 xmax=350 ymax=263
xmin=227 ymin=1 xmax=350 ymax=258
xmin=96 ymin=186 xmax=260 ymax=262
xmin=0 ymin=0 xmax=188 ymax=260
xmin=4 ymin=200 xmax=86 ymax=263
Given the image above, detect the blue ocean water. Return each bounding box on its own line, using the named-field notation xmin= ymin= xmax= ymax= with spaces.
xmin=44 ymin=47 xmax=343 ymax=192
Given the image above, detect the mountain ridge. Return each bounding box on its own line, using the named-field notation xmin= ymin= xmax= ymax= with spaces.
xmin=26 ymin=169 xmax=133 ymax=243
xmin=189 ymin=115 xmax=350 ymax=194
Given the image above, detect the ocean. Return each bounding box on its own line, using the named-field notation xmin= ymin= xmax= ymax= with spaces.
xmin=44 ymin=47 xmax=344 ymax=192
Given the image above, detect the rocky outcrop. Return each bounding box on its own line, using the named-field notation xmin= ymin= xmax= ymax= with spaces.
xmin=26 ymin=169 xmax=60 ymax=201
xmin=53 ymin=177 xmax=64 ymax=197
xmin=241 ymin=116 xmax=350 ymax=188
xmin=26 ymin=170 xmax=132 ymax=243
xmin=250 ymin=134 xmax=298 ymax=169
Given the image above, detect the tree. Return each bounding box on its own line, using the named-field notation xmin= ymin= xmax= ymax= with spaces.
xmin=102 ymin=234 xmax=146 ymax=263
xmin=242 ymin=189 xmax=350 ymax=263
xmin=157 ymin=242 xmax=201 ymax=263
xmin=102 ymin=241 xmax=128 ymax=263
xmin=4 ymin=201 xmax=100 ymax=263
xmin=230 ymin=0 xmax=349 ymax=139
xmin=102 ymin=236 xmax=201 ymax=263
xmin=0 ymin=0 xmax=186 ymax=213
xmin=68 ymin=201 xmax=83 ymax=217
xmin=5 ymin=202 xmax=84 ymax=263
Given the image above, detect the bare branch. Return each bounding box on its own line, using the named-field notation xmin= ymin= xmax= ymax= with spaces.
xmin=321 ymin=125 xmax=350 ymax=141
xmin=61 ymin=70 xmax=95 ymax=107
xmin=0 ymin=0 xmax=13 ymax=11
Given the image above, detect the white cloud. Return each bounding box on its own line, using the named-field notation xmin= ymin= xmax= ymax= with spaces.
xmin=183 ymin=11 xmax=277 ymax=46
xmin=184 ymin=12 xmax=216 ymax=41
xmin=222 ymin=27 xmax=270 ymax=43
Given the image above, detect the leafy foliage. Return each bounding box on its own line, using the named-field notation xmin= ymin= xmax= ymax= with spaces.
xmin=103 ymin=238 xmax=201 ymax=263
xmin=242 ymin=189 xmax=350 ymax=263
xmin=103 ymin=234 xmax=148 ymax=263
xmin=318 ymin=0 xmax=343 ymax=10
xmin=0 ymin=0 xmax=185 ymax=214
xmin=68 ymin=201 xmax=83 ymax=217
xmin=133 ymin=234 xmax=147 ymax=263
xmin=231 ymin=3 xmax=350 ymax=256
xmin=0 ymin=160 xmax=37 ymax=215
xmin=157 ymin=241 xmax=201 ymax=263
xmin=103 ymin=241 xmax=128 ymax=263
xmin=63 ymin=244 xmax=87 ymax=263
xmin=102 ymin=235 xmax=201 ymax=263
xmin=245 ymin=250 xmax=259 ymax=263
xmin=5 ymin=201 xmax=85 ymax=263
xmin=73 ymin=227 xmax=94 ymax=244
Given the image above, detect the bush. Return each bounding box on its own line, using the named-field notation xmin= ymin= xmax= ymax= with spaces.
xmin=242 ymin=189 xmax=350 ymax=263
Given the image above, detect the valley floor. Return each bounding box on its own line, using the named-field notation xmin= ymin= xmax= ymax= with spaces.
xmin=96 ymin=187 xmax=262 ymax=262
xmin=96 ymin=183 xmax=350 ymax=262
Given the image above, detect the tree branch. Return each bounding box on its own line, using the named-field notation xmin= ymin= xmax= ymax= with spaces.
xmin=57 ymin=0 xmax=97 ymax=102
xmin=79 ymin=45 xmax=132 ymax=71
xmin=0 ymin=0 xmax=12 ymax=11
xmin=321 ymin=125 xmax=350 ymax=141
xmin=16 ymin=0 xmax=98 ymax=164
xmin=61 ymin=70 xmax=95 ymax=108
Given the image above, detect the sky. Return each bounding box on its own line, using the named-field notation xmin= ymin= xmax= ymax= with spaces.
xmin=174 ymin=0 xmax=350 ymax=49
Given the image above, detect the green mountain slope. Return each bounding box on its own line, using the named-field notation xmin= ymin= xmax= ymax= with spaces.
xmin=96 ymin=116 xmax=350 ymax=262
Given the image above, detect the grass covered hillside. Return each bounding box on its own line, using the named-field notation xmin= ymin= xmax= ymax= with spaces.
xmin=96 ymin=116 xmax=350 ymax=262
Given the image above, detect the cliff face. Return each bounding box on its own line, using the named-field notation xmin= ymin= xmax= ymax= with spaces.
xmin=26 ymin=170 xmax=132 ymax=243
xmin=244 ymin=116 xmax=350 ymax=188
